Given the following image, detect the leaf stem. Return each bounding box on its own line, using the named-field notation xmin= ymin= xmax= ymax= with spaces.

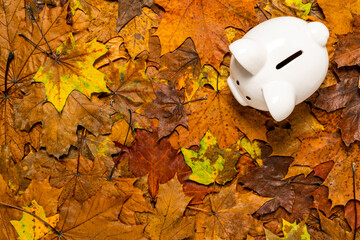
xmin=0 ymin=201 xmax=61 ymax=236
xmin=4 ymin=51 xmax=14 ymax=96
xmin=28 ymin=6 xmax=56 ymax=58
xmin=182 ymin=97 xmax=207 ymax=105
xmin=108 ymin=109 xmax=132 ymax=181
xmin=19 ymin=33 xmax=53 ymax=59
xmin=77 ymin=128 xmax=86 ymax=174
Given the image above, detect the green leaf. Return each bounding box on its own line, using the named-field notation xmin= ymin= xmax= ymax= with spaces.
xmin=10 ymin=200 xmax=59 ymax=240
xmin=34 ymin=33 xmax=109 ymax=112
xmin=181 ymin=131 xmax=240 ymax=185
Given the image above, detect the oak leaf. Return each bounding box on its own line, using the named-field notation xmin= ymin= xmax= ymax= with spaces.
xmin=10 ymin=200 xmax=59 ymax=240
xmin=177 ymin=86 xmax=268 ymax=149
xmin=181 ymin=131 xmax=240 ymax=185
xmin=334 ymin=15 xmax=360 ymax=68
xmin=155 ymin=0 xmax=259 ymax=69
xmin=140 ymin=177 xmax=195 ymax=240
xmin=56 ymin=188 xmax=145 ymax=239
xmin=34 ymin=33 xmax=109 ymax=112
xmin=124 ymin=128 xmax=181 ymax=200
xmin=137 ymin=81 xmax=190 ymax=139
xmin=116 ymin=0 xmax=154 ymax=31
xmin=194 ymin=182 xmax=270 ymax=239
xmin=14 ymin=83 xmax=114 ymax=158
xmin=315 ymin=67 xmax=360 ymax=146
xmin=264 ymin=0 xmax=312 ymax=19
xmin=119 ymin=7 xmax=159 ymax=59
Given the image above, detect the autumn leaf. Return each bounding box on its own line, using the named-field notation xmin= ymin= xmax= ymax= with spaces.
xmin=14 ymin=83 xmax=114 ymax=158
xmin=315 ymin=67 xmax=360 ymax=146
xmin=194 ymin=182 xmax=270 ymax=239
xmin=0 ymin=174 xmax=21 ymax=239
xmin=181 ymin=131 xmax=241 ymax=185
xmin=156 ymin=38 xmax=201 ymax=101
xmin=119 ymin=7 xmax=159 ymax=59
xmin=137 ymin=81 xmax=190 ymax=139
xmin=312 ymin=211 xmax=353 ymax=239
xmin=239 ymin=156 xmax=296 ymax=215
xmin=334 ymin=15 xmax=360 ymax=68
xmin=116 ymin=0 xmax=154 ymax=31
xmin=103 ymin=56 xmax=155 ymax=130
xmin=55 ymin=187 xmax=145 ymax=239
xmin=155 ymin=0 xmax=259 ymax=69
xmin=140 ymin=176 xmax=195 ymax=240
xmin=69 ymin=0 xmax=99 ymax=19
xmin=177 ymin=86 xmax=268 ymax=149
xmin=10 ymin=200 xmax=59 ymax=240
xmin=33 ymin=33 xmax=109 ymax=112
xmin=0 ymin=2 xmax=70 ymax=162
xmin=264 ymin=219 xmax=310 ymax=240
xmin=124 ymin=128 xmax=181 ymax=200
xmin=264 ymin=0 xmax=312 ymax=19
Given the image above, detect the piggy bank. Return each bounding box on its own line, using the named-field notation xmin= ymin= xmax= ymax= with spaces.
xmin=227 ymin=17 xmax=329 ymax=121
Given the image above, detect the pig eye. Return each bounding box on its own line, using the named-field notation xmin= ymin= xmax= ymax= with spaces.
xmin=236 ymin=80 xmax=240 ymax=85
xmin=276 ymin=50 xmax=303 ymax=70
xmin=246 ymin=96 xmax=251 ymax=100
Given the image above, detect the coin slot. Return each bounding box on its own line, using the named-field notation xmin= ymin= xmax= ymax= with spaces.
xmin=276 ymin=50 xmax=303 ymax=70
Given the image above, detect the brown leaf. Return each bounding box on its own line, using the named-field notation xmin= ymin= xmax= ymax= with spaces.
xmin=334 ymin=15 xmax=360 ymax=68
xmin=140 ymin=177 xmax=194 ymax=240
xmin=177 ymin=86 xmax=268 ymax=149
xmin=116 ymin=0 xmax=154 ymax=31
xmin=14 ymin=83 xmax=114 ymax=158
xmin=194 ymin=182 xmax=270 ymax=239
xmin=310 ymin=186 xmax=333 ymax=217
xmin=103 ymin=57 xmax=155 ymax=130
xmin=344 ymin=200 xmax=360 ymax=232
xmin=137 ymin=81 xmax=190 ymax=139
xmin=155 ymin=0 xmax=259 ymax=69
xmin=124 ymin=128 xmax=181 ymax=200
xmin=156 ymin=38 xmax=201 ymax=101
xmin=239 ymin=156 xmax=295 ymax=215
xmin=0 ymin=174 xmax=21 ymax=240
xmin=315 ymin=67 xmax=360 ymax=146
xmin=56 ymin=187 xmax=145 ymax=239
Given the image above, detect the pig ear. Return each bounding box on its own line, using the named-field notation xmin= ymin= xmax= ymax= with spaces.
xmin=229 ymin=39 xmax=266 ymax=75
xmin=307 ymin=22 xmax=329 ymax=47
xmin=262 ymin=81 xmax=296 ymax=121
xmin=227 ymin=77 xmax=248 ymax=106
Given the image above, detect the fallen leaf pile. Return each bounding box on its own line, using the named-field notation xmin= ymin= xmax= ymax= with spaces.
xmin=0 ymin=0 xmax=360 ymax=239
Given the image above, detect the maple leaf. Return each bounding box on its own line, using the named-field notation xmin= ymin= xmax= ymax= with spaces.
xmin=177 ymin=86 xmax=268 ymax=149
xmin=239 ymin=156 xmax=295 ymax=215
xmin=155 ymin=0 xmax=259 ymax=69
xmin=264 ymin=219 xmax=310 ymax=240
xmin=264 ymin=0 xmax=312 ymax=19
xmin=193 ymin=182 xmax=270 ymax=239
xmin=116 ymin=0 xmax=154 ymax=31
xmin=156 ymin=38 xmax=201 ymax=101
xmin=334 ymin=15 xmax=360 ymax=68
xmin=0 ymin=2 xmax=70 ymax=162
xmin=103 ymin=56 xmax=155 ymax=130
xmin=137 ymin=81 xmax=191 ymax=139
xmin=315 ymin=67 xmax=360 ymax=146
xmin=34 ymin=33 xmax=109 ymax=112
xmin=139 ymin=176 xmax=195 ymax=240
xmin=311 ymin=211 xmax=353 ymax=239
xmin=10 ymin=200 xmax=59 ymax=240
xmin=0 ymin=174 xmax=21 ymax=239
xmin=124 ymin=128 xmax=181 ymax=200
xmin=69 ymin=0 xmax=99 ymax=20
xmin=181 ymin=131 xmax=241 ymax=185
xmin=119 ymin=7 xmax=159 ymax=59
xmin=317 ymin=0 xmax=359 ymax=35
xmin=16 ymin=178 xmax=62 ymax=217
xmin=109 ymin=119 xmax=135 ymax=146
xmin=55 ymin=187 xmax=145 ymax=239
xmin=14 ymin=83 xmax=114 ymax=158
xmin=94 ymin=37 xmax=128 ymax=69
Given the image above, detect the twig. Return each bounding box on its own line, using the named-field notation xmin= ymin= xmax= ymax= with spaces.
xmin=353 ymin=162 xmax=357 ymax=239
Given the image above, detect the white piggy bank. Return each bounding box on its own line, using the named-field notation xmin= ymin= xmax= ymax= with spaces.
xmin=227 ymin=17 xmax=329 ymax=121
